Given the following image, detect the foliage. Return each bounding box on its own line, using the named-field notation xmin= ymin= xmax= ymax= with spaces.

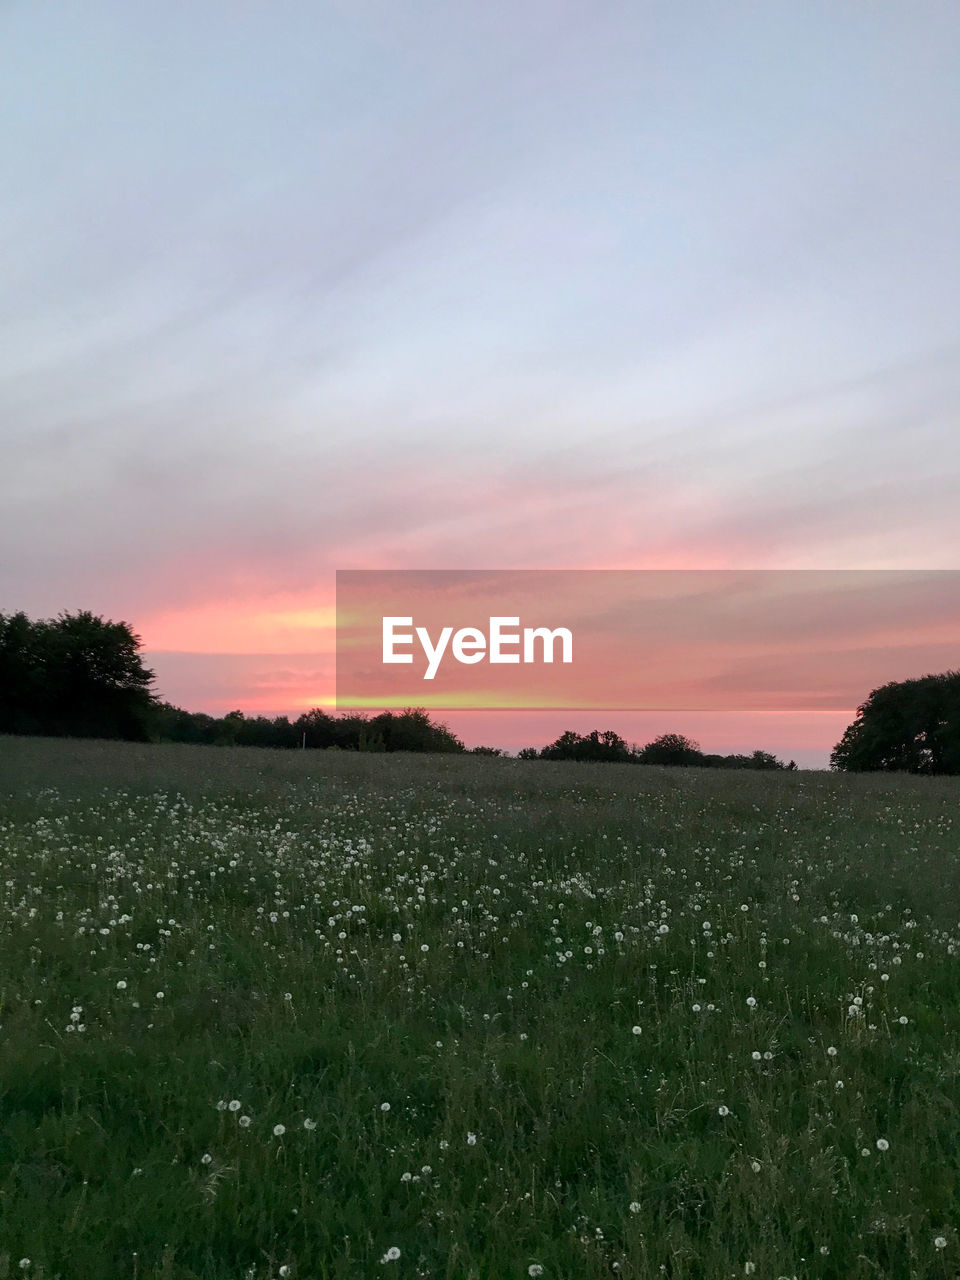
xmin=524 ymin=729 xmax=796 ymax=770
xmin=831 ymin=671 xmax=960 ymax=775
xmin=702 ymin=749 xmax=797 ymax=771
xmin=150 ymin=702 xmax=465 ymax=754
xmin=0 ymin=610 xmax=155 ymax=740
xmin=540 ymin=728 xmax=635 ymax=763
xmin=637 ymin=732 xmax=704 ymax=766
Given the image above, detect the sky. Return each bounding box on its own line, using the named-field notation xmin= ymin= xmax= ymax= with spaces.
xmin=3 ymin=2 xmax=960 ymax=764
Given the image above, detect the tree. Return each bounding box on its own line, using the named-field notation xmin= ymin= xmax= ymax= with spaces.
xmin=831 ymin=671 xmax=960 ymax=774
xmin=521 ymin=729 xmax=794 ymax=769
xmin=366 ymin=708 xmax=465 ymax=753
xmin=294 ymin=709 xmax=339 ymax=749
xmin=0 ymin=611 xmax=48 ymax=734
xmin=538 ymin=729 xmax=635 ymax=763
xmin=748 ymin=749 xmax=794 ymax=771
xmin=150 ymin=702 xmax=221 ymax=744
xmin=47 ymin=612 xmax=156 ymax=739
xmin=0 ymin=610 xmax=156 ymax=740
xmin=638 ymin=733 xmax=704 ymax=766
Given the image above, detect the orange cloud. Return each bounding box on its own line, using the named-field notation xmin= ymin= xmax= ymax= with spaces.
xmin=140 ymin=593 xmax=336 ymax=655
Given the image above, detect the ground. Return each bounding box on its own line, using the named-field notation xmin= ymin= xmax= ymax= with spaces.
xmin=0 ymin=737 xmax=958 ymax=1279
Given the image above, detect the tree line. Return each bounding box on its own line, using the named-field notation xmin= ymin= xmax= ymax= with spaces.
xmin=153 ymin=702 xmax=467 ymax=753
xmin=2 ymin=611 xmax=959 ymax=773
xmin=0 ymin=612 xmax=467 ymax=752
xmin=518 ymin=729 xmax=797 ymax=769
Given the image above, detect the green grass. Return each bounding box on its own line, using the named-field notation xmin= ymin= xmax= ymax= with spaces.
xmin=1 ymin=736 xmax=959 ymax=1279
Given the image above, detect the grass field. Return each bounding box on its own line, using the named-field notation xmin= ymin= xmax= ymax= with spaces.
xmin=1 ymin=737 xmax=959 ymax=1279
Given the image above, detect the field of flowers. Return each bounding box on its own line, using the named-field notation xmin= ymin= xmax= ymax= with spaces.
xmin=1 ymin=737 xmax=959 ymax=1280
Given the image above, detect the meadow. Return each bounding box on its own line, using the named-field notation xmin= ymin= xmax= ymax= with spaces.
xmin=1 ymin=737 xmax=959 ymax=1280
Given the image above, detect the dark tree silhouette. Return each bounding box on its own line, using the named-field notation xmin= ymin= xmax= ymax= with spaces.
xmin=521 ymin=728 xmax=793 ymax=768
xmin=831 ymin=671 xmax=960 ymax=774
xmin=0 ymin=611 xmax=47 ymax=735
xmin=638 ymin=733 xmax=704 ymax=766
xmin=365 ymin=708 xmax=464 ymax=753
xmin=539 ymin=729 xmax=635 ymax=763
xmin=149 ymin=702 xmax=464 ymax=754
xmin=0 ymin=610 xmax=156 ymax=740
xmin=702 ymin=749 xmax=797 ymax=771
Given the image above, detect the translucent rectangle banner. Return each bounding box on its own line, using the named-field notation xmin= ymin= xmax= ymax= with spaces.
xmin=335 ymin=569 xmax=960 ymax=713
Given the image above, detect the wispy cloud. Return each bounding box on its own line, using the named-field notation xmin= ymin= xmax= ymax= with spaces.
xmin=2 ymin=2 xmax=959 ymax=759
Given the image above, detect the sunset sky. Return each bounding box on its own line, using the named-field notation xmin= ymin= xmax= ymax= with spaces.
xmin=3 ymin=3 xmax=960 ymax=765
